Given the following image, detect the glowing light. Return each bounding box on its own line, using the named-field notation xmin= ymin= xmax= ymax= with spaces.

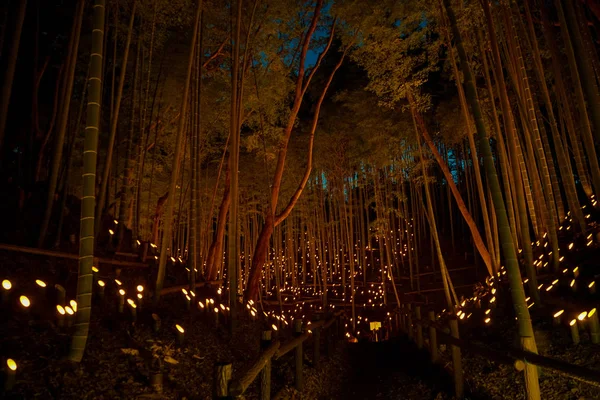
xmin=65 ymin=306 xmax=74 ymax=315
xmin=35 ymin=280 xmax=46 ymax=288
xmin=570 ymin=279 xmax=576 ymax=287
xmin=70 ymin=300 xmax=77 ymax=312
xmin=485 ymin=318 xmax=491 ymax=324
xmin=115 ymin=279 xmax=122 ymax=286
xmin=198 ymin=301 xmax=205 ymax=309
xmin=56 ymin=305 xmax=65 ymax=315
xmin=553 ymin=310 xmax=564 ymax=318
xmin=109 ymin=229 xmax=115 ymax=235
xmin=6 ymin=359 xmax=17 ymax=371
xmin=98 ymin=280 xmax=105 ymax=287
xmin=19 ymin=295 xmax=30 ymax=307
xmin=590 ymin=308 xmax=597 ymax=317
xmin=176 ymin=324 xmax=184 ymax=333
xmin=272 ymin=324 xmax=278 ymax=331
xmin=589 ymin=282 xmax=596 ymax=288
xmin=137 ymin=285 xmax=144 ymax=292
xmin=92 ymin=266 xmax=99 ymax=273
xmin=570 ymin=319 xmax=576 ymax=326
xmin=2 ymin=280 xmax=11 ymax=290
xmin=578 ymin=311 xmax=588 ymax=321
xmin=119 ymin=289 xmax=125 ymax=296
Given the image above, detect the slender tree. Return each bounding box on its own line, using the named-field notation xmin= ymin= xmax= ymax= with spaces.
xmin=68 ymin=0 xmax=105 ymax=363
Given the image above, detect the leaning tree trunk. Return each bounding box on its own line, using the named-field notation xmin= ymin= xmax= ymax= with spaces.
xmin=68 ymin=0 xmax=105 ymax=363
xmin=444 ymin=1 xmax=540 ymax=398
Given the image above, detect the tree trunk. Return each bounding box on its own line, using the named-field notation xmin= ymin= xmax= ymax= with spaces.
xmin=68 ymin=0 xmax=105 ymax=363
xmin=0 ymin=0 xmax=27 ymax=155
xmin=446 ymin=1 xmax=540 ymax=397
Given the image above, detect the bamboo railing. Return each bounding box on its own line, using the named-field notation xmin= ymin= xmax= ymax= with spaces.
xmin=398 ymin=303 xmax=600 ymax=399
xmin=214 ymin=310 xmax=344 ymax=399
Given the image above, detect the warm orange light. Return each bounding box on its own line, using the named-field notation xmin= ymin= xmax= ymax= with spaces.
xmin=2 ymin=279 xmax=11 ymax=290
xmin=35 ymin=280 xmax=46 ymax=288
xmin=56 ymin=305 xmax=65 ymax=315
xmin=176 ymin=324 xmax=184 ymax=333
xmin=115 ymin=279 xmax=122 ymax=286
xmin=65 ymin=306 xmax=74 ymax=315
xmin=137 ymin=285 xmax=144 ymax=292
xmin=119 ymin=289 xmax=125 ymax=296
xmin=6 ymin=359 xmax=17 ymax=371
xmin=553 ymin=310 xmax=564 ymax=318
xmin=19 ymin=295 xmax=30 ymax=307
xmin=272 ymin=324 xmax=278 ymax=331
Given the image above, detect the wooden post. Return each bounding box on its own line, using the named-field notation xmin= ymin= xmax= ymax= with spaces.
xmin=407 ymin=303 xmax=413 ymax=340
xmin=415 ymin=306 xmax=423 ymax=349
xmin=449 ymin=318 xmax=464 ymax=399
xmin=428 ymin=310 xmax=438 ymax=363
xmin=261 ymin=330 xmax=272 ymax=400
xmin=294 ymin=319 xmax=304 ymax=391
xmin=214 ymin=362 xmax=232 ymax=399
xmin=313 ymin=314 xmax=321 ymax=367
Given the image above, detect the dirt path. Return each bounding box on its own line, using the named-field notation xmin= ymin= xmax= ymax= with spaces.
xmin=335 ymin=337 xmax=455 ymax=400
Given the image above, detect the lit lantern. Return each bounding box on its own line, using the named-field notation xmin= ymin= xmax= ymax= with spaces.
xmin=1 ymin=279 xmax=11 ymax=304
xmin=570 ymin=319 xmax=580 ymax=345
xmin=588 ymin=308 xmax=599 ymax=344
xmin=118 ymin=289 xmax=125 ymax=313
xmin=175 ymin=324 xmax=185 ymax=346
xmin=56 ymin=305 xmax=66 ymax=328
xmin=65 ymin=305 xmax=74 ymax=327
xmin=127 ymin=299 xmax=137 ymax=321
xmin=19 ymin=295 xmax=30 ymax=308
xmin=553 ymin=309 xmax=564 ymax=326
xmin=5 ymin=358 xmax=17 ymax=390
xmin=97 ymin=280 xmax=105 ymax=300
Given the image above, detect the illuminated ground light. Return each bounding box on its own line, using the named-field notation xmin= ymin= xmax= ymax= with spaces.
xmin=19 ymin=295 xmax=30 ymax=308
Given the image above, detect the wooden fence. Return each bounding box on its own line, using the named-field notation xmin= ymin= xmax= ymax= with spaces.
xmin=397 ymin=303 xmax=600 ymax=399
xmin=214 ymin=310 xmax=344 ymax=399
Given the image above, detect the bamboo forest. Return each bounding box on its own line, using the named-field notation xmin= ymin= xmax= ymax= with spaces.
xmin=2 ymin=0 xmax=600 ymax=398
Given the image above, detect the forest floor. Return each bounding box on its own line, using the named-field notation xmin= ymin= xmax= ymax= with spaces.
xmin=2 ymin=240 xmax=600 ymax=400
